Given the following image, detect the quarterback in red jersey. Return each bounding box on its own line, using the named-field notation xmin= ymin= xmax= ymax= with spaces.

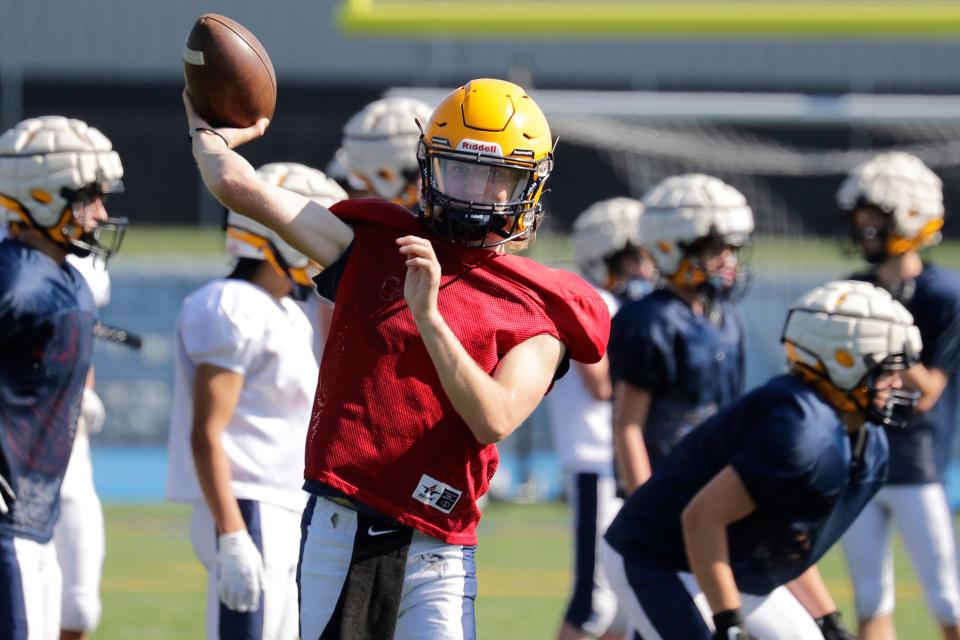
xmin=184 ymin=79 xmax=610 ymax=639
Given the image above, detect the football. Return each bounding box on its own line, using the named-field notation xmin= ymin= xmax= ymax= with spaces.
xmin=183 ymin=14 xmax=276 ymax=128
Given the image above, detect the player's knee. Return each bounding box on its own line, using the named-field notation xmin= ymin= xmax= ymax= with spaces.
xmin=854 ymin=581 xmax=894 ymax=620
xmin=60 ymin=593 xmax=102 ymax=633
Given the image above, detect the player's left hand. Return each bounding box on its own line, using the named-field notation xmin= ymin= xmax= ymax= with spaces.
xmin=713 ymin=609 xmax=757 ymax=640
xmin=397 ymin=235 xmax=441 ymax=322
xmin=815 ymin=611 xmax=856 ymax=640
xmin=216 ymin=530 xmax=264 ymax=612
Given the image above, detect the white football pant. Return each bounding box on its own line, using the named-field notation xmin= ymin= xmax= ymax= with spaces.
xmin=842 ymin=482 xmax=960 ymax=625
xmin=53 ymin=430 xmax=104 ymax=633
xmin=601 ymin=540 xmax=823 ymax=639
xmin=191 ymin=500 xmax=302 ymax=640
xmin=298 ymin=496 xmax=478 ymax=639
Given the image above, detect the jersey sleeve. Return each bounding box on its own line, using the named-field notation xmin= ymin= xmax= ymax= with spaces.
xmin=179 ymin=286 xmax=263 ymax=375
xmin=609 ymin=305 xmax=672 ymax=392
xmin=920 ymin=292 xmax=960 ymax=373
xmin=730 ymin=402 xmax=840 ymax=521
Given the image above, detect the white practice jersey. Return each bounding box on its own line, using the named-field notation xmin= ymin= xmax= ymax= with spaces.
xmin=166 ymin=279 xmax=318 ymax=512
xmin=546 ymin=288 xmax=620 ymax=476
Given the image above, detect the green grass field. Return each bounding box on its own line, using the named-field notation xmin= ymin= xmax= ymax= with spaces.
xmin=118 ymin=226 xmax=960 ymax=271
xmin=95 ymin=501 xmax=940 ymax=638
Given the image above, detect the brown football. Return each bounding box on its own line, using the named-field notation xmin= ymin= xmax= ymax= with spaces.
xmin=183 ymin=14 xmax=276 ymax=128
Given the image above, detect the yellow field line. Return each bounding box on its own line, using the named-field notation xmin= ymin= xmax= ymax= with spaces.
xmin=338 ymin=0 xmax=960 ymax=38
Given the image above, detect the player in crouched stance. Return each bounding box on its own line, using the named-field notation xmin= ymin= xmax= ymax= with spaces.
xmin=166 ymin=163 xmax=342 ymax=640
xmin=601 ymin=280 xmax=921 ymax=640
xmin=184 ymin=78 xmax=609 ymax=639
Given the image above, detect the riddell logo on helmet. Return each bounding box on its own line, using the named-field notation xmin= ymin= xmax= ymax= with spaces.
xmin=457 ymin=139 xmax=503 ymax=156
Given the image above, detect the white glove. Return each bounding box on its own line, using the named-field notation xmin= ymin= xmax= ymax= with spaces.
xmin=216 ymin=530 xmax=264 ymax=612
xmin=0 ymin=474 xmax=14 ymax=515
xmin=78 ymin=387 xmax=106 ymax=435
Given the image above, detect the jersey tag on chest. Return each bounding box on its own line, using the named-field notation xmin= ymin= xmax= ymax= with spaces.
xmin=412 ymin=474 xmax=462 ymax=514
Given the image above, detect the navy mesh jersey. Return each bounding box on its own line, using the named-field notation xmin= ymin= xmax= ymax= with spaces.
xmin=608 ymin=288 xmax=745 ymax=466
xmin=0 ymin=239 xmax=96 ymax=542
xmin=852 ymin=265 xmax=960 ymax=484
xmin=604 ymin=374 xmax=888 ymax=595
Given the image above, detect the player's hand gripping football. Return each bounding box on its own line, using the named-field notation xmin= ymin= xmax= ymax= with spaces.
xmin=183 ymin=88 xmax=269 ymax=150
xmin=397 ymin=236 xmax=441 ymax=323
xmin=216 ymin=529 xmax=265 ymax=612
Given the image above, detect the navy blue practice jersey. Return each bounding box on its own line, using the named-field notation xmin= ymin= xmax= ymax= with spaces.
xmin=604 ymin=374 xmax=888 ymax=596
xmin=0 ymin=239 xmax=96 ymax=542
xmin=852 ymin=265 xmax=960 ymax=484
xmin=609 ymin=288 xmax=745 ymax=465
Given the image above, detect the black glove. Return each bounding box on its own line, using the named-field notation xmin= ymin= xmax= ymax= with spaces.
xmin=816 ymin=611 xmax=857 ymax=640
xmin=713 ymin=609 xmax=757 ymax=640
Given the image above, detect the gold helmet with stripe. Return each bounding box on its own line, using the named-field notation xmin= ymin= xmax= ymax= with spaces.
xmin=417 ymin=79 xmax=554 ymax=248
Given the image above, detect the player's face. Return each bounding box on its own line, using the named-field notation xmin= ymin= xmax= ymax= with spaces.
xmin=851 ymin=206 xmax=891 ymax=259
xmin=433 ymin=158 xmax=527 ymax=204
xmin=699 ymin=243 xmax=738 ymax=278
xmin=871 ymin=370 xmax=903 ymax=408
xmin=72 ymin=195 xmax=108 ymax=233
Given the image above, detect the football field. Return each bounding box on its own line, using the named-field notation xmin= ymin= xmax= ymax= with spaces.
xmin=95 ymin=501 xmax=940 ymax=639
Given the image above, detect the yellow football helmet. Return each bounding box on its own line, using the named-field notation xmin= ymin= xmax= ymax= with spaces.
xmin=417 ymin=78 xmax=554 ymax=248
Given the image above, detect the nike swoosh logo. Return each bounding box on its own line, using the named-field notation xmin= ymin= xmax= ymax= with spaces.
xmin=368 ymin=526 xmax=400 ymax=537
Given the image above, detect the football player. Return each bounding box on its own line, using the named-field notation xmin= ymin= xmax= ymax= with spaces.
xmin=183 ymin=78 xmax=610 ymax=639
xmin=53 ymin=254 xmax=112 ymax=640
xmin=547 ymin=197 xmax=652 ymax=640
xmin=165 ymin=163 xmax=343 ymax=640
xmin=609 ymin=174 xmax=752 ymax=494
xmin=602 ymin=280 xmax=922 ymax=640
xmin=837 ymin=152 xmax=960 ymax=640
xmin=0 ymin=115 xmax=126 ymax=640
xmin=341 ymin=96 xmax=433 ymax=211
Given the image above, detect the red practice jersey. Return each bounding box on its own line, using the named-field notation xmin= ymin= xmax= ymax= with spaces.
xmin=306 ymin=200 xmax=610 ymax=545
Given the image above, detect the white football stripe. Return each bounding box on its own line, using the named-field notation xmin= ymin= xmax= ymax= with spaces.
xmin=182 ymin=46 xmax=204 ymax=66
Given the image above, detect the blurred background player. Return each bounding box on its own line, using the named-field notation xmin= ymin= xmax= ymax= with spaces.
xmin=0 ymin=115 xmax=126 ymax=640
xmin=53 ymin=254 xmax=112 ymax=640
xmin=165 ymin=163 xmax=335 ymax=640
xmin=837 ymin=152 xmax=960 ymax=640
xmin=547 ymin=197 xmax=651 ymax=640
xmin=609 ymin=174 xmax=753 ymax=494
xmin=340 ymin=96 xmax=433 ymax=210
xmin=602 ymin=280 xmax=922 ymax=640
xmin=184 ymin=78 xmax=609 ymax=639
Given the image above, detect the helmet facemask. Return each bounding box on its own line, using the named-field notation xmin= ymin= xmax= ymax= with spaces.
xmin=672 ymin=231 xmax=752 ymax=303
xmin=417 ymin=140 xmax=552 ymax=249
xmin=860 ymin=351 xmax=921 ymax=429
xmin=57 ymin=180 xmax=128 ymax=263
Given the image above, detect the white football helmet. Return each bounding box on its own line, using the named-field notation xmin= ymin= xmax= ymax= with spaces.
xmin=782 ymin=280 xmax=922 ymax=427
xmin=837 ymin=152 xmax=944 ymax=259
xmin=640 ymin=174 xmax=754 ymax=296
xmin=342 ymin=97 xmax=433 ymax=208
xmin=226 ymin=162 xmax=346 ymax=291
xmin=572 ymin=197 xmax=643 ymax=288
xmin=0 ymin=116 xmax=126 ymax=259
